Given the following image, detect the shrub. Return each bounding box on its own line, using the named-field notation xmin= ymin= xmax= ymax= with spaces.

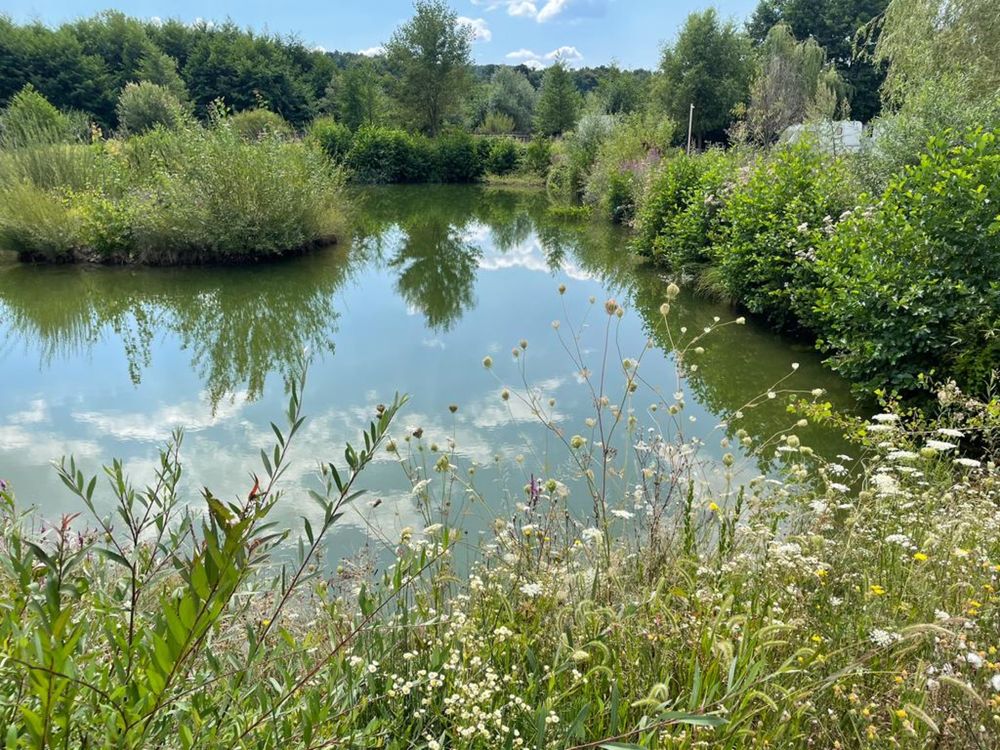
xmin=347 ymin=126 xmax=419 ymax=183
xmin=116 ymin=81 xmax=186 ymax=136
xmin=480 ymin=112 xmax=516 ymax=135
xmin=712 ymin=142 xmax=857 ymax=331
xmin=485 ymin=137 xmax=520 ymax=176
xmin=308 ymin=116 xmax=353 ymax=162
xmin=632 ymin=148 xmax=735 ymax=268
xmin=584 ymin=113 xmax=675 ymax=224
xmin=811 ymin=128 xmax=1000 ymax=395
xmin=0 ymin=125 xmax=348 ymax=263
xmin=523 ymin=136 xmax=553 ymax=176
xmin=228 ymin=108 xmax=294 ymax=141
xmin=132 ymin=127 xmax=346 ymax=262
xmin=0 ymin=85 xmax=79 ymax=148
xmin=0 ymin=183 xmax=80 ymax=261
xmin=433 ymin=130 xmax=485 ymax=183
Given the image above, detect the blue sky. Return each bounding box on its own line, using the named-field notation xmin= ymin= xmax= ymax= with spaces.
xmin=4 ymin=0 xmax=759 ymax=70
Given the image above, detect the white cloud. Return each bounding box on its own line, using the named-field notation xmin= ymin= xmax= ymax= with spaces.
xmin=505 ymin=46 xmax=584 ymax=68
xmin=358 ymin=45 xmax=385 ymax=57
xmin=480 ymin=0 xmax=603 ymax=23
xmin=72 ymin=391 xmax=248 ymax=443
xmin=457 ymin=16 xmax=492 ymax=42
xmin=506 ymin=48 xmax=539 ymax=60
xmin=536 ymin=0 xmax=569 ymax=22
xmin=545 ymin=45 xmax=583 ymax=62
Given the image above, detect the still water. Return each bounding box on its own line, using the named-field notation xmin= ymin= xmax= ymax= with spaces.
xmin=0 ymin=185 xmax=858 ymax=561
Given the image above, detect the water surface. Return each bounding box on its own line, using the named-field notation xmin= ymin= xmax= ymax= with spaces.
xmin=0 ymin=185 xmax=858 ymax=560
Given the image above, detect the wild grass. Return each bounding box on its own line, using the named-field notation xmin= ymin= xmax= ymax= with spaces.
xmin=0 ymin=292 xmax=997 ymax=748
xmin=0 ymin=122 xmax=348 ymax=264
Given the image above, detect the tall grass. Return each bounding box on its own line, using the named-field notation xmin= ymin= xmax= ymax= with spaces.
xmin=0 ymin=123 xmax=348 ymax=264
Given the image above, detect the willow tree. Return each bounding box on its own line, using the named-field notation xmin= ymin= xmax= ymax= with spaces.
xmin=872 ymin=0 xmax=1000 ymax=105
xmin=744 ymin=23 xmax=848 ymax=143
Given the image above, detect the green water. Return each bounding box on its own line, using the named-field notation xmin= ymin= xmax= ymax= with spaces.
xmin=0 ymin=185 xmax=858 ymax=560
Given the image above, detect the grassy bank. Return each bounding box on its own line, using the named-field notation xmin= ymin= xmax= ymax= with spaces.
xmin=1 ymin=299 xmax=998 ymax=748
xmin=0 ymin=122 xmax=347 ymax=264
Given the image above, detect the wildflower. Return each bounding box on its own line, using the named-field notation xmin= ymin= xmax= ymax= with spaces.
xmin=913 ymin=552 xmax=928 ymax=562
xmin=519 ymin=339 xmax=528 ymax=350
xmin=610 ymin=509 xmax=634 ymax=520
xmin=829 ymin=482 xmax=849 ymax=493
xmin=666 ymin=282 xmax=680 ymax=299
xmin=736 ymin=317 xmax=746 ymax=325
xmin=872 ymin=413 xmax=899 ymax=423
xmin=966 ymin=652 xmax=984 ymax=669
xmin=869 ymin=629 xmax=901 ymax=647
xmin=722 ymin=453 xmax=735 ymax=467
xmin=937 ymin=427 xmax=964 ymax=438
xmin=501 ymin=388 xmax=510 ymax=401
xmin=869 ymin=584 xmax=886 ymax=596
xmin=604 ymin=299 xmax=618 ymax=315
xmin=482 ymin=356 xmax=493 ymax=369
xmin=925 ymin=439 xmax=957 ymax=451
xmin=708 ymin=502 xmax=720 ymax=513
xmin=954 ymin=457 xmax=982 ymax=468
xmin=785 ymin=435 xmax=800 ymax=449
xmin=570 ymin=435 xmax=586 ymax=449
xmin=551 ymin=320 xmax=560 ymax=329
xmin=895 ymin=709 xmax=908 ymax=720
xmin=519 ymin=582 xmax=543 ymax=598
xmin=990 ymin=674 xmax=1000 ymax=693
xmin=558 ymin=283 xmax=566 ymax=295
xmin=581 ymin=527 xmax=602 ymax=544
xmin=659 ymin=302 xmax=670 ymax=316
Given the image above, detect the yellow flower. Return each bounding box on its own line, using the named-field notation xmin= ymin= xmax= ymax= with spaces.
xmin=815 ymin=568 xmax=829 ymax=578
xmin=913 ymin=552 xmax=928 ymax=562
xmin=895 ymin=709 xmax=908 ymax=720
xmin=708 ymin=502 xmax=720 ymax=513
xmin=869 ymin=584 xmax=887 ymax=596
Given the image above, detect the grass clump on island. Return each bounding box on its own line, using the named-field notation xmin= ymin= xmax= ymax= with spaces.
xmin=1 ymin=295 xmax=999 ymax=748
xmin=0 ymin=88 xmax=347 ymax=264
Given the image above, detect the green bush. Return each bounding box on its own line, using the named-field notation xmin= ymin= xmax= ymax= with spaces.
xmin=712 ymin=142 xmax=857 ymax=331
xmin=485 ymin=137 xmax=520 ymax=176
xmin=0 ymin=85 xmax=80 ymax=148
xmin=308 ymin=116 xmax=353 ymax=162
xmin=228 ymin=108 xmax=294 ymax=141
xmin=811 ymin=128 xmax=1000 ymax=394
xmin=632 ymin=148 xmax=734 ymax=268
xmin=116 ymin=81 xmax=186 ymax=136
xmin=345 ymin=126 xmax=486 ymax=184
xmin=524 ymin=137 xmax=553 ymax=176
xmin=584 ymin=113 xmax=675 ymax=224
xmin=0 ymin=125 xmax=348 ymax=263
xmin=433 ymin=130 xmax=484 ymax=183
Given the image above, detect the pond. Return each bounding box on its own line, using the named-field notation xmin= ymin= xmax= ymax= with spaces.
xmin=0 ymin=185 xmax=860 ymax=564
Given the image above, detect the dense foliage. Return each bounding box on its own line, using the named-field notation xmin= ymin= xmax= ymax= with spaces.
xmin=0 ymin=118 xmax=346 ymax=263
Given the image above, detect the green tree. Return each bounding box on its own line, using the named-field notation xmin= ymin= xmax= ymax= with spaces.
xmin=329 ymin=60 xmax=387 ymax=130
xmin=535 ymin=62 xmax=581 ymax=136
xmin=595 ymin=64 xmax=645 ymax=115
xmin=384 ymin=0 xmax=473 ymax=136
xmin=872 ymin=0 xmax=1000 ymax=106
xmin=474 ymin=68 xmax=537 ymax=133
xmin=748 ymin=0 xmax=888 ymax=122
xmin=656 ymin=9 xmax=751 ymax=146
xmin=135 ymin=49 xmax=189 ymax=101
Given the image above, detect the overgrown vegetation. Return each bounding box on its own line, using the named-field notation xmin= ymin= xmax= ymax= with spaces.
xmin=1 ymin=299 xmax=998 ymax=748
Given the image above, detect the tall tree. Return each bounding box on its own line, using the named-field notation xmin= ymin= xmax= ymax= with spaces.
xmin=656 ymin=9 xmax=752 ymax=146
xmin=474 ymin=68 xmax=537 ymax=133
xmin=744 ymin=23 xmax=848 ymax=142
xmin=535 ymin=62 xmax=581 ymax=136
xmin=595 ymin=64 xmax=645 ymax=115
xmin=384 ymin=0 xmax=473 ymax=136
xmin=747 ymin=0 xmax=888 ymax=122
xmin=328 ymin=60 xmax=388 ymax=130
xmin=873 ymin=0 xmax=1000 ymax=106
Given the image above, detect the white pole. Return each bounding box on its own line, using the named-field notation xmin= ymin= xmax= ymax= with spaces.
xmin=687 ymin=103 xmax=694 ymax=155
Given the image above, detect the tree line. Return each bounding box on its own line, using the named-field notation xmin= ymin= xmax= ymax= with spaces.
xmin=0 ymin=0 xmax=889 ymax=142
